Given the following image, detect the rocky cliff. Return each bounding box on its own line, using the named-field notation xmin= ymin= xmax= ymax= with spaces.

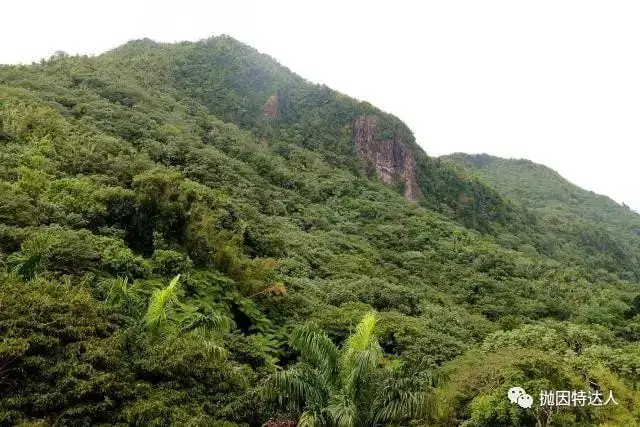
xmin=262 ymin=93 xmax=278 ymax=120
xmin=354 ymin=115 xmax=420 ymax=200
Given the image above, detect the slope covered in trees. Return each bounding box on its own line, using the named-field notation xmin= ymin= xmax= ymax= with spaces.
xmin=444 ymin=153 xmax=640 ymax=281
xmin=0 ymin=37 xmax=639 ymax=426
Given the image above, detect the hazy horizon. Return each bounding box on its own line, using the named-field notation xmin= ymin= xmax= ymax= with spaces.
xmin=3 ymin=1 xmax=639 ymax=211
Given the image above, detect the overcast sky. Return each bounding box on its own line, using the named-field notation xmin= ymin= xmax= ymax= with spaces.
xmin=3 ymin=1 xmax=639 ymax=210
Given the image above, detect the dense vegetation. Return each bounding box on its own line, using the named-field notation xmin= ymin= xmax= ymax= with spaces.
xmin=444 ymin=153 xmax=640 ymax=280
xmin=0 ymin=36 xmax=638 ymax=426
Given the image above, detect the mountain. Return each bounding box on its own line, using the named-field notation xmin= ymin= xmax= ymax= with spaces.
xmin=0 ymin=36 xmax=639 ymax=426
xmin=444 ymin=153 xmax=640 ymax=280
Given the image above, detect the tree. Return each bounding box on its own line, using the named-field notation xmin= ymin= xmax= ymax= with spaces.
xmin=143 ymin=274 xmax=233 ymax=362
xmin=265 ymin=312 xmax=429 ymax=426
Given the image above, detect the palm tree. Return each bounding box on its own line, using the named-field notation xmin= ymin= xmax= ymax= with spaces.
xmin=144 ymin=274 xmax=182 ymax=331
xmin=266 ymin=312 xmax=429 ymax=426
xmin=144 ymin=274 xmax=233 ymax=361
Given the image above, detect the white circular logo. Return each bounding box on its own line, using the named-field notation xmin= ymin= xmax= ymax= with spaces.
xmin=508 ymin=386 xmax=525 ymax=404
xmin=508 ymin=386 xmax=533 ymax=408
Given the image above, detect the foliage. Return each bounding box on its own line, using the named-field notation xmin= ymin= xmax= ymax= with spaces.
xmin=445 ymin=153 xmax=640 ymax=280
xmin=264 ymin=313 xmax=431 ymax=426
xmin=0 ymin=36 xmax=638 ymax=426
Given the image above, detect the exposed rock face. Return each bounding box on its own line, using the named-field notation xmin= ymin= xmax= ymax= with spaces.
xmin=354 ymin=115 xmax=419 ymax=200
xmin=262 ymin=93 xmax=278 ymax=120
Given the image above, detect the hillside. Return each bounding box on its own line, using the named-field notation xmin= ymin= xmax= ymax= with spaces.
xmin=444 ymin=153 xmax=640 ymax=280
xmin=0 ymin=37 xmax=639 ymax=426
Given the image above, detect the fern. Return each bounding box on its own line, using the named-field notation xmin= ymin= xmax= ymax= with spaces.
xmin=180 ymin=311 xmax=234 ymax=338
xmin=144 ymin=274 xmax=181 ymax=331
xmin=104 ymin=276 xmax=143 ymax=316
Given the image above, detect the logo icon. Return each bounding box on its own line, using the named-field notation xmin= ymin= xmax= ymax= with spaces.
xmin=508 ymin=386 xmax=533 ymax=408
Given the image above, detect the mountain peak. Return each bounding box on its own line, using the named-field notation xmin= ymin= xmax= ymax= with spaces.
xmin=2 ymin=36 xmax=639 ymax=426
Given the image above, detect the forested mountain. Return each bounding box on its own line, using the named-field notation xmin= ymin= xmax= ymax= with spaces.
xmin=444 ymin=153 xmax=640 ymax=281
xmin=0 ymin=36 xmax=639 ymax=426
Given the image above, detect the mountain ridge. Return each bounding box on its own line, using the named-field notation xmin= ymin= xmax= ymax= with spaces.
xmin=444 ymin=152 xmax=636 ymax=213
xmin=444 ymin=152 xmax=640 ymax=280
xmin=0 ymin=35 xmax=639 ymax=426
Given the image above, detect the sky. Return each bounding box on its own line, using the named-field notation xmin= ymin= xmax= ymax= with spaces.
xmin=2 ymin=1 xmax=639 ymax=210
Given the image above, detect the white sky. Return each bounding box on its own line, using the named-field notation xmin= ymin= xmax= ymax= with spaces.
xmin=2 ymin=1 xmax=639 ymax=210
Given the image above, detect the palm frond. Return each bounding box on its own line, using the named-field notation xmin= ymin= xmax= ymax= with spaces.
xmin=8 ymin=233 xmax=55 ymax=280
xmin=297 ymin=410 xmax=325 ymax=427
xmin=326 ymin=396 xmax=357 ymax=427
xmin=144 ymin=274 xmax=181 ymax=331
xmin=373 ymin=389 xmax=431 ymax=424
xmin=340 ymin=312 xmax=382 ymax=397
xmin=291 ymin=324 xmax=340 ymax=382
xmin=371 ymin=372 xmax=434 ymax=424
xmin=263 ymin=366 xmax=324 ymax=410
xmin=104 ymin=276 xmax=142 ymax=316
xmin=342 ymin=312 xmax=378 ymax=354
xmin=269 ymin=312 xmax=397 ymax=426
xmin=181 ymin=311 xmax=234 ymax=338
xmin=341 ymin=348 xmax=382 ymax=401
